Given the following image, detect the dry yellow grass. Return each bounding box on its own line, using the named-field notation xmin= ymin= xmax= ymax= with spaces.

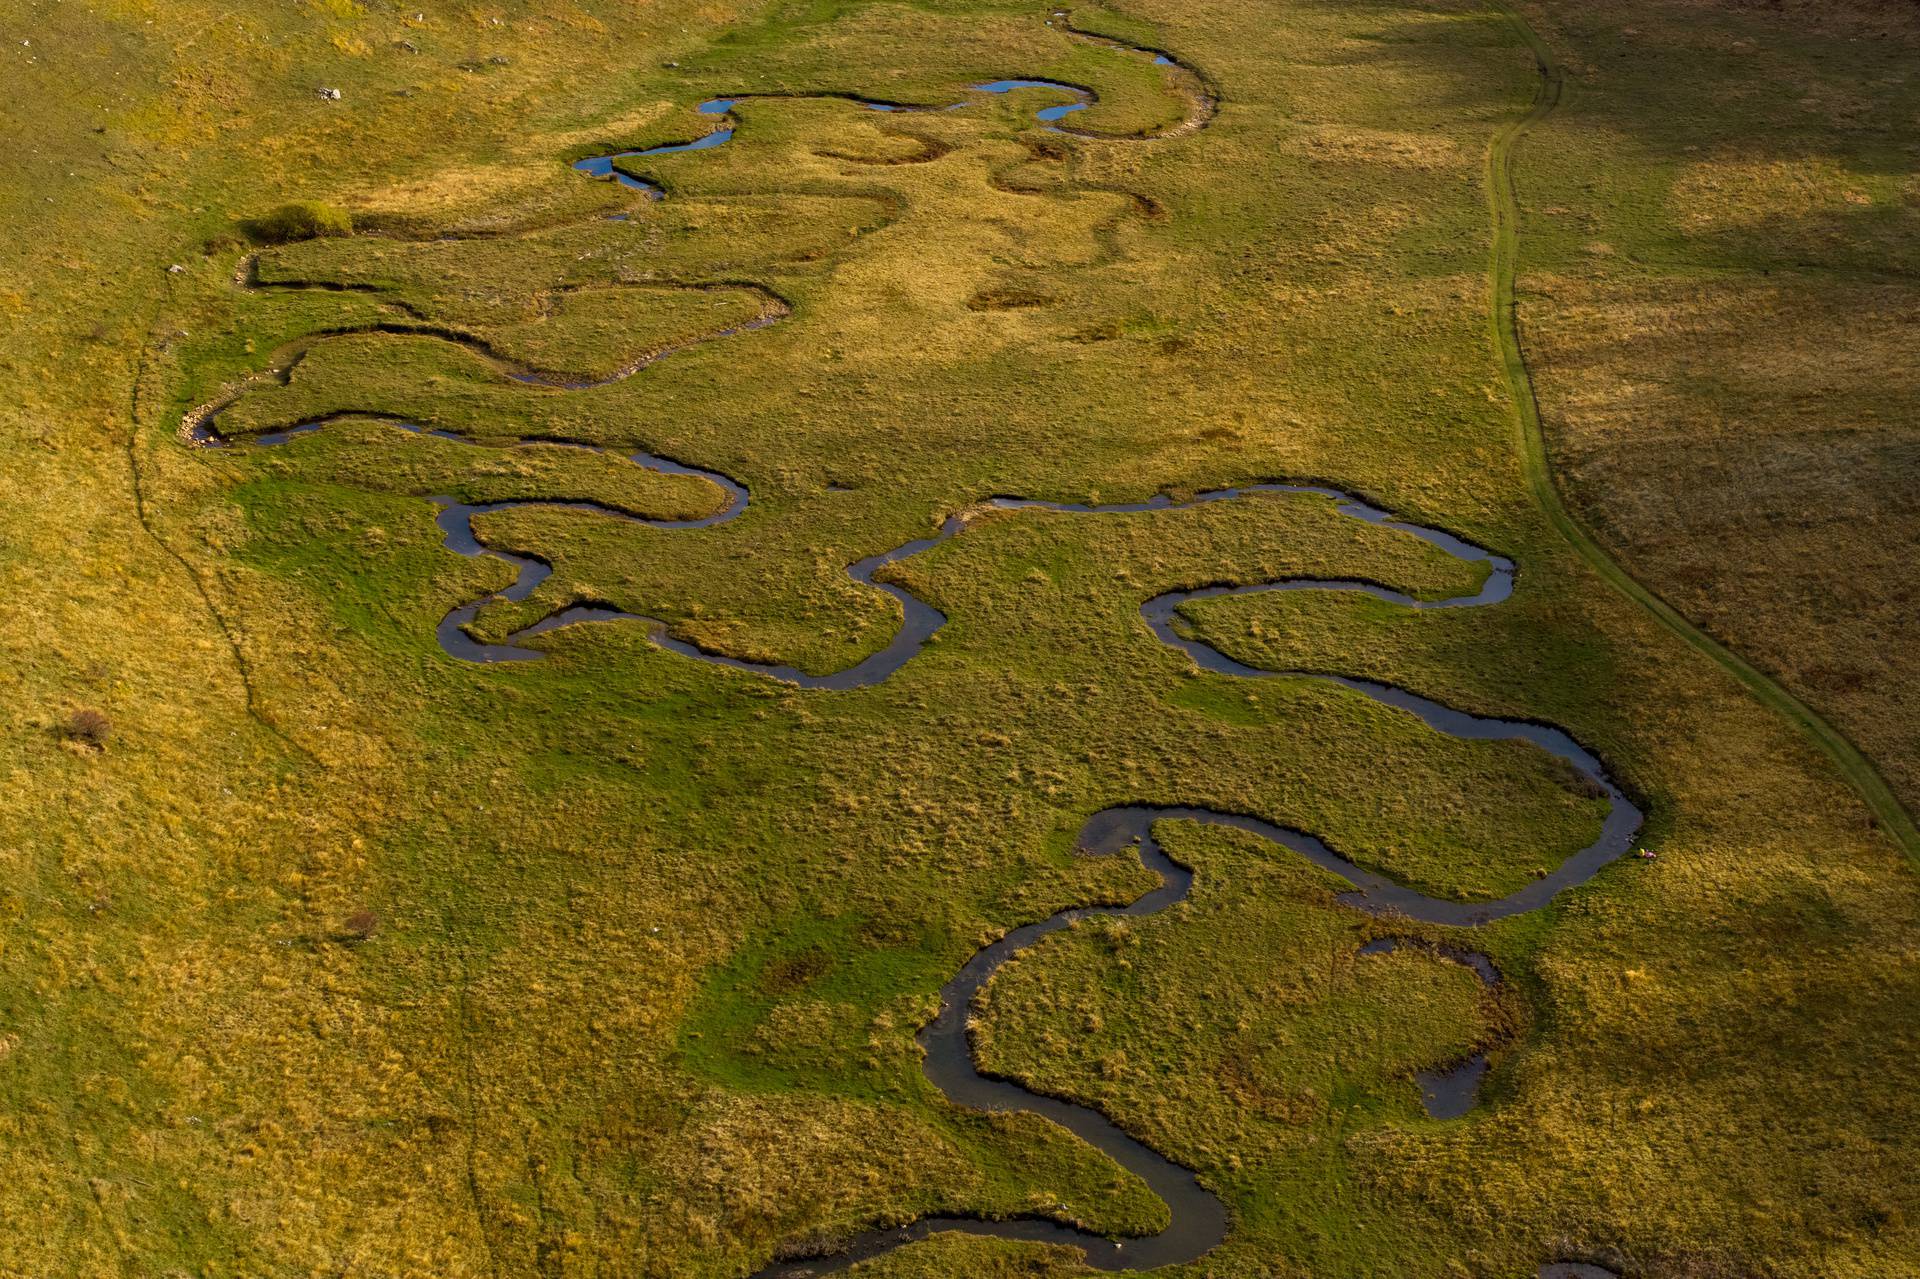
xmin=2 ymin=0 xmax=1917 ymax=1274
xmin=1514 ymin=0 xmax=1920 ymax=816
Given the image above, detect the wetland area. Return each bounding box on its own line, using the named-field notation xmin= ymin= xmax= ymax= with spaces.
xmin=5 ymin=0 xmax=1918 ymax=1275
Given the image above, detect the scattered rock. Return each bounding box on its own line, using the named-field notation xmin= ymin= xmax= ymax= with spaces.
xmin=167 ymin=263 xmax=185 ymax=274
xmin=317 ymin=86 xmax=342 ymax=101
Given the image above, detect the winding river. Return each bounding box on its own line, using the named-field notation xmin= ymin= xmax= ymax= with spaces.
xmin=187 ymin=12 xmax=1628 ymax=1277
xmin=205 ymin=414 xmax=1640 ymax=1276
xmin=568 ymin=3 xmax=1213 ymax=199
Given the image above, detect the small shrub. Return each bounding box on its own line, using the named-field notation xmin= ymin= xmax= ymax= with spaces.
xmin=242 ymin=200 xmax=353 ymax=245
xmin=341 ymin=908 xmax=379 ymax=941
xmin=63 ymin=708 xmax=111 ymax=748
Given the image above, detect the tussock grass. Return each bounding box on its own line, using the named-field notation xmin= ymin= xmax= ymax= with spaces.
xmin=242 ymin=201 xmax=356 ymax=245
xmin=1 ymin=0 xmax=1916 ymax=1274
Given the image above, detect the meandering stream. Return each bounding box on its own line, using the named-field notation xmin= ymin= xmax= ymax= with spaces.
xmin=187 ymin=13 xmax=1627 ymax=1276
xmin=209 ymin=415 xmax=1640 ymax=1275
xmin=567 ymin=4 xmax=1212 ymax=198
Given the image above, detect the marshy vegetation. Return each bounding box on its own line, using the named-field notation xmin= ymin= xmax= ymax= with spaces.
xmin=1 ymin=0 xmax=1915 ymax=1275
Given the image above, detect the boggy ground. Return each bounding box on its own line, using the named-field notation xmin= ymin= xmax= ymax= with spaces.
xmin=0 ymin=0 xmax=1916 ymax=1277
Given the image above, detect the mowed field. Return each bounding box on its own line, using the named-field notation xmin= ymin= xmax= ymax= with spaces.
xmin=0 ymin=0 xmax=1914 ymax=1277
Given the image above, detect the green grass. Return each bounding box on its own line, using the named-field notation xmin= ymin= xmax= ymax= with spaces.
xmin=243 ymin=200 xmax=356 ymax=245
xmin=1 ymin=0 xmax=1917 ymax=1275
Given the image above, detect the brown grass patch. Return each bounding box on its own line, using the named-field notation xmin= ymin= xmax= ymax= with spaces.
xmin=1529 ymin=272 xmax=1920 ymax=805
xmin=966 ymin=286 xmax=1055 ymax=311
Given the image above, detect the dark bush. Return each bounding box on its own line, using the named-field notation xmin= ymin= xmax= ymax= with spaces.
xmin=242 ymin=200 xmax=353 ymax=245
xmin=342 ymin=908 xmax=379 ymax=941
xmin=63 ymin=708 xmax=111 ymax=748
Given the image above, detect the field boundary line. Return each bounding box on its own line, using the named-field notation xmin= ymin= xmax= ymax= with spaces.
xmin=1485 ymin=0 xmax=1920 ymax=862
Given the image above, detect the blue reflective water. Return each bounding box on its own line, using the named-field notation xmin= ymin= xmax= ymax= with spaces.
xmin=971 ymin=78 xmax=1092 ymax=124
xmin=973 ymin=77 xmax=1084 ymax=99
xmin=570 ymin=119 xmax=735 ymax=193
xmin=641 ymin=127 xmax=734 ymax=154
xmin=569 ymin=152 xmax=663 ymax=196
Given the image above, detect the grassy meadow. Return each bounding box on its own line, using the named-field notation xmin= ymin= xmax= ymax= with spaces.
xmin=1511 ymin=0 xmax=1920 ymax=814
xmin=0 ymin=0 xmax=1915 ymax=1276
